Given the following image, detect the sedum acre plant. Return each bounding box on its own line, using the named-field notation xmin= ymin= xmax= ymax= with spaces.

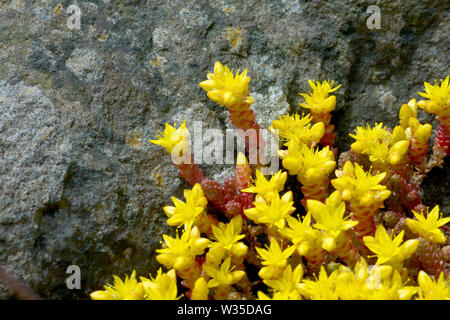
xmin=91 ymin=63 xmax=449 ymax=300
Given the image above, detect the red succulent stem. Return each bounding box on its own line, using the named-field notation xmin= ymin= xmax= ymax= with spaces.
xmin=331 ymin=232 xmax=359 ymax=266
xmin=320 ymin=124 xmax=336 ymax=147
xmin=409 ymin=136 xmax=430 ymax=166
xmin=349 ymin=203 xmax=377 ymax=238
xmin=227 ymin=104 xmax=266 ymax=166
xmin=310 ymin=112 xmax=335 ymax=148
xmin=299 ymin=176 xmax=329 ymax=208
xmin=435 ymin=122 xmax=450 ymax=156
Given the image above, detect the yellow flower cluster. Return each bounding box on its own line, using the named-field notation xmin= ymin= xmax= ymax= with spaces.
xmin=398 ymin=98 xmax=433 ymax=164
xmin=258 ymin=264 xmax=304 ymax=300
xmin=417 ymin=76 xmax=450 ymax=125
xmin=331 ymin=162 xmax=391 ymax=237
xmin=406 ymin=205 xmax=450 ymax=244
xmin=279 ymin=212 xmax=323 ymax=262
xmin=307 ymin=192 xmax=358 ymax=253
xmin=256 ymin=238 xmax=296 ymax=280
xmin=163 ymin=183 xmax=208 ymax=229
xmin=349 ymin=123 xmax=410 ymax=166
xmin=92 ymin=66 xmax=450 ymax=301
xmin=299 ymin=80 xmax=341 ymax=122
xmin=199 ymin=61 xmax=254 ymax=109
xmin=156 ymin=226 xmax=210 ymax=271
xmin=399 ymin=99 xmax=432 ymax=141
xmin=363 ymin=225 xmax=418 ymax=270
xmin=270 ymin=113 xmax=325 ymax=148
xmin=210 ymin=215 xmax=248 ymax=258
xmin=244 ymin=190 xmax=295 ymax=229
xmin=241 ymin=169 xmax=287 ymax=201
xmin=298 ymin=259 xmax=417 ymax=300
xmin=278 ymin=144 xmax=335 ymax=203
xmin=279 ymin=144 xmax=335 ymax=184
xmin=90 ymin=269 xmax=180 ymax=300
xmin=150 ymin=120 xmax=189 ymax=154
xmin=332 ymin=162 xmax=391 ymax=208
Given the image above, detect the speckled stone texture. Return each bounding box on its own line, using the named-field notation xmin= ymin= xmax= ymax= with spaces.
xmin=0 ymin=0 xmax=448 ymax=299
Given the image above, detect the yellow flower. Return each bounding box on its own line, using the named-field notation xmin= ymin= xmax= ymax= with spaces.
xmin=90 ymin=270 xmax=144 ymax=300
xmin=241 ymin=169 xmax=287 ymax=201
xmin=191 ymin=277 xmax=209 ymax=300
xmin=270 ymin=113 xmax=325 ymax=147
xmin=256 ymin=237 xmax=296 ymax=279
xmin=335 ymin=259 xmax=397 ymax=299
xmin=299 ymin=80 xmax=341 ymax=114
xmin=349 ymin=123 xmax=409 ymax=165
xmin=405 ymin=118 xmax=432 ymax=144
xmin=297 ymin=266 xmax=339 ymax=300
xmin=416 ymin=271 xmax=450 ymax=300
xmin=156 ymin=226 xmax=210 ymax=271
xmin=263 ymin=264 xmax=303 ymax=300
xmin=406 ymin=205 xmax=450 ymax=244
xmin=399 ymin=99 xmax=433 ymax=145
xmin=279 ymin=212 xmax=322 ymax=256
xmin=399 ymin=99 xmax=418 ymax=129
xmin=140 ymin=268 xmax=181 ymax=300
xmin=279 ymin=144 xmax=335 ymax=182
xmin=417 ymin=76 xmax=450 ymax=125
xmin=363 ymin=225 xmax=418 ymax=269
xmin=163 ymin=183 xmax=207 ymax=229
xmin=307 ymin=191 xmax=358 ymax=252
xmin=203 ymin=257 xmax=246 ymax=288
xmin=337 ymin=262 xmax=417 ymax=300
xmin=210 ymin=215 xmax=248 ymax=257
xmin=331 ymin=161 xmax=391 ymax=207
xmin=244 ymin=191 xmax=295 ymax=228
xmin=199 ymin=61 xmax=254 ymax=108
xmin=150 ymin=120 xmax=189 ymax=154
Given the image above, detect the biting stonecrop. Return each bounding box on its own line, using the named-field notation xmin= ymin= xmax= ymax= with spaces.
xmin=91 ymin=64 xmax=449 ymax=300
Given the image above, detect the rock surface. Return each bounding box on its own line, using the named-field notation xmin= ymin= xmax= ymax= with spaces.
xmin=0 ymin=0 xmax=448 ymax=299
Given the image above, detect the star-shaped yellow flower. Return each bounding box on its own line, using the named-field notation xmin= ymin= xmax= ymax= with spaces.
xmin=279 ymin=144 xmax=335 ymax=182
xmin=331 ymin=161 xmax=391 ymax=207
xmin=210 ymin=215 xmax=248 ymax=257
xmin=417 ymin=76 xmax=450 ymax=125
xmin=156 ymin=226 xmax=210 ymax=271
xmin=349 ymin=123 xmax=409 ymax=165
xmin=150 ymin=120 xmax=189 ymax=154
xmin=203 ymin=257 xmax=245 ymax=288
xmin=241 ymin=169 xmax=287 ymax=201
xmin=297 ymin=266 xmax=339 ymax=300
xmin=279 ymin=212 xmax=322 ymax=256
xmin=90 ymin=270 xmax=144 ymax=300
xmin=256 ymin=237 xmax=296 ymax=279
xmin=299 ymin=80 xmax=341 ymax=114
xmin=416 ymin=271 xmax=450 ymax=300
xmin=163 ymin=183 xmax=207 ymax=229
xmin=307 ymin=191 xmax=358 ymax=252
xmin=263 ymin=264 xmax=303 ymax=300
xmin=140 ymin=268 xmax=181 ymax=300
xmin=270 ymin=113 xmax=325 ymax=147
xmin=244 ymin=191 xmax=295 ymax=228
xmin=363 ymin=225 xmax=418 ymax=269
xmin=406 ymin=205 xmax=450 ymax=244
xmin=199 ymin=61 xmax=254 ymax=108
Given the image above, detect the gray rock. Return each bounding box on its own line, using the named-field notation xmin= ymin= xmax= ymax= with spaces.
xmin=0 ymin=0 xmax=448 ymax=299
